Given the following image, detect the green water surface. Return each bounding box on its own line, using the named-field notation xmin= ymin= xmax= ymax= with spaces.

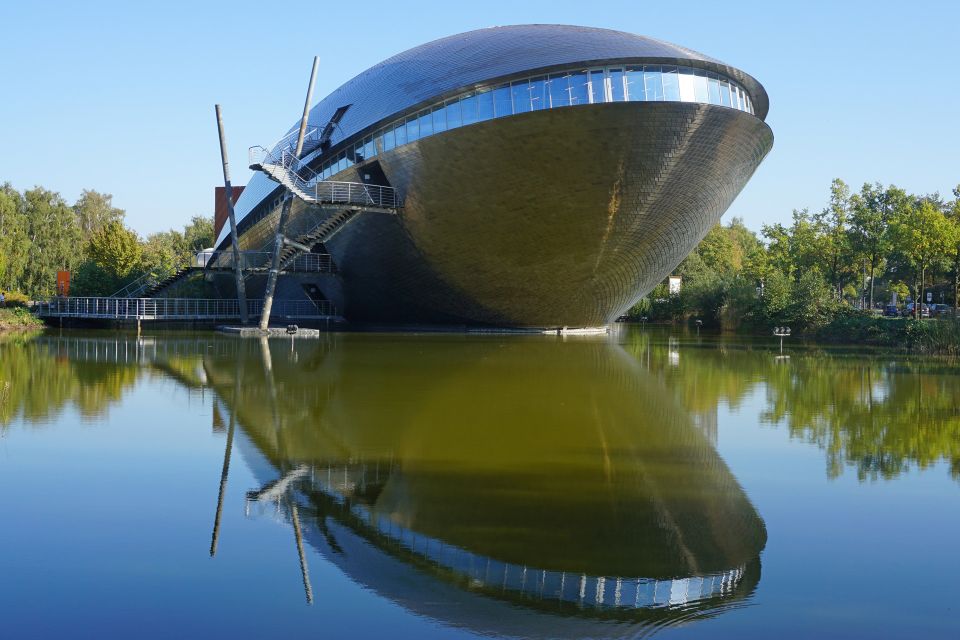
xmin=0 ymin=328 xmax=957 ymax=639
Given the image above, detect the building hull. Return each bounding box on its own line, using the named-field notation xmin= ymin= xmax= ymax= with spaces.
xmin=233 ymin=101 xmax=771 ymax=327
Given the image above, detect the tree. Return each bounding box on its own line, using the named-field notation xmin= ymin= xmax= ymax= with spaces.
xmin=947 ymin=185 xmax=960 ymax=311
xmin=695 ymin=224 xmax=736 ymax=276
xmin=848 ymin=184 xmax=908 ymax=310
xmin=182 ymin=215 xmax=214 ymax=252
xmin=73 ymin=190 xmax=125 ymax=239
xmin=21 ymin=187 xmax=81 ymax=298
xmin=139 ymin=230 xmax=188 ymax=280
xmin=0 ymin=184 xmax=28 ymax=292
xmin=815 ymin=179 xmax=855 ymax=299
xmin=87 ymin=221 xmax=141 ymax=279
xmin=890 ymin=200 xmax=958 ymax=318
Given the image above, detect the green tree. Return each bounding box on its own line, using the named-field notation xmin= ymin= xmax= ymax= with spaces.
xmin=815 ymin=178 xmax=855 ymax=299
xmin=140 ymin=230 xmax=187 ymax=279
xmin=72 ymin=221 xmax=144 ymax=296
xmin=21 ymin=187 xmax=81 ymax=298
xmin=848 ymin=184 xmax=908 ymax=310
xmin=891 ymin=200 xmax=958 ymax=318
xmin=947 ymin=185 xmax=960 ymax=310
xmin=88 ymin=221 xmax=141 ymax=279
xmin=761 ymin=269 xmax=792 ymax=322
xmin=73 ymin=189 xmax=125 ymax=239
xmin=0 ymin=184 xmax=28 ymax=292
xmin=183 ymin=215 xmax=214 ymax=252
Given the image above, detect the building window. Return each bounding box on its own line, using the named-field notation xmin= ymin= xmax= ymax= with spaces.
xmin=309 ymin=63 xmax=757 ymax=180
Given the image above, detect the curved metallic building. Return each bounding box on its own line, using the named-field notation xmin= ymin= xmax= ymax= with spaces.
xmin=217 ymin=25 xmax=773 ymax=327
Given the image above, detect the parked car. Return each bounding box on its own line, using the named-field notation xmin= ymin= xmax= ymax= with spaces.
xmin=883 ymin=304 xmax=899 ymax=317
xmin=904 ymin=303 xmax=931 ymax=318
xmin=931 ymin=304 xmax=954 ymax=317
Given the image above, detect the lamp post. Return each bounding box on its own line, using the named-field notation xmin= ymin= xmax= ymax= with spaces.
xmin=773 ymin=326 xmax=791 ymax=354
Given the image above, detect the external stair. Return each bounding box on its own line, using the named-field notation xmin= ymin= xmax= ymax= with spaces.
xmin=278 ymin=209 xmax=359 ymax=271
xmin=143 ymin=266 xmax=199 ymax=297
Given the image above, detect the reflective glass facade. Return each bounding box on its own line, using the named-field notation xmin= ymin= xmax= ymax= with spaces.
xmin=312 ymin=64 xmax=755 ymax=181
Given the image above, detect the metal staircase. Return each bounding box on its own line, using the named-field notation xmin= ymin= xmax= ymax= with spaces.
xmin=108 ymin=251 xmax=342 ymax=299
xmin=242 ymin=133 xmax=403 ymax=290
xmin=144 ymin=266 xmax=197 ymax=297
xmin=279 ymin=209 xmax=358 ymax=270
xmin=248 ymin=139 xmax=401 ymax=212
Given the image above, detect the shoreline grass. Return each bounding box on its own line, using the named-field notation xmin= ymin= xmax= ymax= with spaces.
xmin=0 ymin=307 xmax=44 ymax=332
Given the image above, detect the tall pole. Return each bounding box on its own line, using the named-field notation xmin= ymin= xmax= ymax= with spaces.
xmin=259 ymin=56 xmax=320 ymax=332
xmin=215 ymin=104 xmax=248 ymax=325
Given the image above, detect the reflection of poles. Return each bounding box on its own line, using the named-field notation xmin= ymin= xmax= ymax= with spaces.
xmin=291 ymin=504 xmax=314 ymax=604
xmin=252 ymin=337 xmax=314 ymax=604
xmin=209 ymin=345 xmax=244 ymax=556
xmin=209 ymin=414 xmax=235 ymax=557
xmin=258 ymin=336 xmax=283 ymax=453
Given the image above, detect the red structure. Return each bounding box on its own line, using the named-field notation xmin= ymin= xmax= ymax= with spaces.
xmin=214 ymin=185 xmax=245 ymax=240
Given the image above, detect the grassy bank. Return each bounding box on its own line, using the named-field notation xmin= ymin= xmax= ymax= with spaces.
xmin=815 ymin=315 xmax=960 ymax=355
xmin=0 ymin=307 xmax=44 ymax=332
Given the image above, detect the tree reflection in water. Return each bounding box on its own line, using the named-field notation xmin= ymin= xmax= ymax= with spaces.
xmin=622 ymin=328 xmax=960 ymax=481
xmin=5 ymin=329 xmax=958 ymax=636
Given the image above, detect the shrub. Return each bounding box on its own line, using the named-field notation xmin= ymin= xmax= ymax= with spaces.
xmin=0 ymin=290 xmax=30 ymax=308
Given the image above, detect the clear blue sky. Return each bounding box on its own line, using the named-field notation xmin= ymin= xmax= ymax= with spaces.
xmin=1 ymin=0 xmax=957 ymax=236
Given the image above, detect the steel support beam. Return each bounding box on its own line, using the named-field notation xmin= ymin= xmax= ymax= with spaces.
xmin=260 ymin=56 xmax=320 ymax=331
xmin=215 ymin=104 xmax=249 ymax=325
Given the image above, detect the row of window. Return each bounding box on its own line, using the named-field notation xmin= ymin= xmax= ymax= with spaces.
xmin=311 ymin=64 xmax=755 ymax=181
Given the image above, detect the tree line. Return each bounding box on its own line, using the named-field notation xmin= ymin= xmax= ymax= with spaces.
xmin=636 ymin=178 xmax=960 ymax=331
xmin=0 ymin=183 xmax=214 ymax=298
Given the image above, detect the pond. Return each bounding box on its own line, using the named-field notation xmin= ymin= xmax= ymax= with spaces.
xmin=0 ymin=328 xmax=957 ymax=638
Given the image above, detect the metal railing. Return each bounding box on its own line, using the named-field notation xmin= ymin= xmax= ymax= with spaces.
xmin=249 ymin=127 xmax=320 ymax=168
xmin=35 ymin=297 xmax=337 ymax=320
xmin=314 ymin=181 xmax=400 ymax=209
xmin=287 ymin=253 xmax=334 ymax=272
xmin=213 ymin=251 xmax=335 ymax=273
xmin=250 ymin=136 xmax=401 ymax=210
xmin=109 ymin=271 xmax=165 ymax=298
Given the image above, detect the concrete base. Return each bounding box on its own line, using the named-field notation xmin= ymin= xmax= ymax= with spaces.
xmin=217 ymin=326 xmax=323 ymax=338
xmin=542 ymin=326 xmax=609 ymax=336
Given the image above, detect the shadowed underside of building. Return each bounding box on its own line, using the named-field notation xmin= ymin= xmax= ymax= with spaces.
xmin=214 ymin=25 xmax=773 ymax=328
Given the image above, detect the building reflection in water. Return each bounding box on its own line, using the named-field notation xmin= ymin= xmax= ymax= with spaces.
xmin=6 ymin=330 xmax=959 ymax=634
xmin=203 ymin=333 xmax=767 ymax=636
xmin=1 ymin=331 xmax=768 ymax=636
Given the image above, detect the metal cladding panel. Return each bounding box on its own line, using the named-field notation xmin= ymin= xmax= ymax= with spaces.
xmin=221 ymin=25 xmax=769 ymax=248
xmin=313 ymin=102 xmax=772 ymax=327
xmin=299 ymin=24 xmax=768 ymax=145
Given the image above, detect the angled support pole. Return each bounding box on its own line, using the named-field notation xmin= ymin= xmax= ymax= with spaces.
xmin=259 ymin=56 xmax=320 ymax=331
xmin=215 ymin=104 xmax=248 ymax=325
xmin=282 ymin=236 xmax=313 ymax=253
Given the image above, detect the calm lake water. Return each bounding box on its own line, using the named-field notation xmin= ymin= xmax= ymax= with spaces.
xmin=1 ymin=328 xmax=958 ymax=639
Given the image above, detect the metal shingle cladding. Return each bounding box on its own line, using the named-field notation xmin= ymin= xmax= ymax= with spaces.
xmin=303 ymin=24 xmax=768 ymax=149
xmin=224 ymin=24 xmax=769 ymax=246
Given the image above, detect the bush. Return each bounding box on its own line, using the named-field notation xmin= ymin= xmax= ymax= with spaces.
xmin=815 ymin=312 xmax=960 ymax=354
xmin=0 ymin=290 xmax=30 ymax=308
xmin=0 ymin=306 xmax=43 ymax=330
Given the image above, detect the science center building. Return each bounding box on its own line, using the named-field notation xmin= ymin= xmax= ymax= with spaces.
xmin=213 ymin=24 xmax=773 ymax=328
